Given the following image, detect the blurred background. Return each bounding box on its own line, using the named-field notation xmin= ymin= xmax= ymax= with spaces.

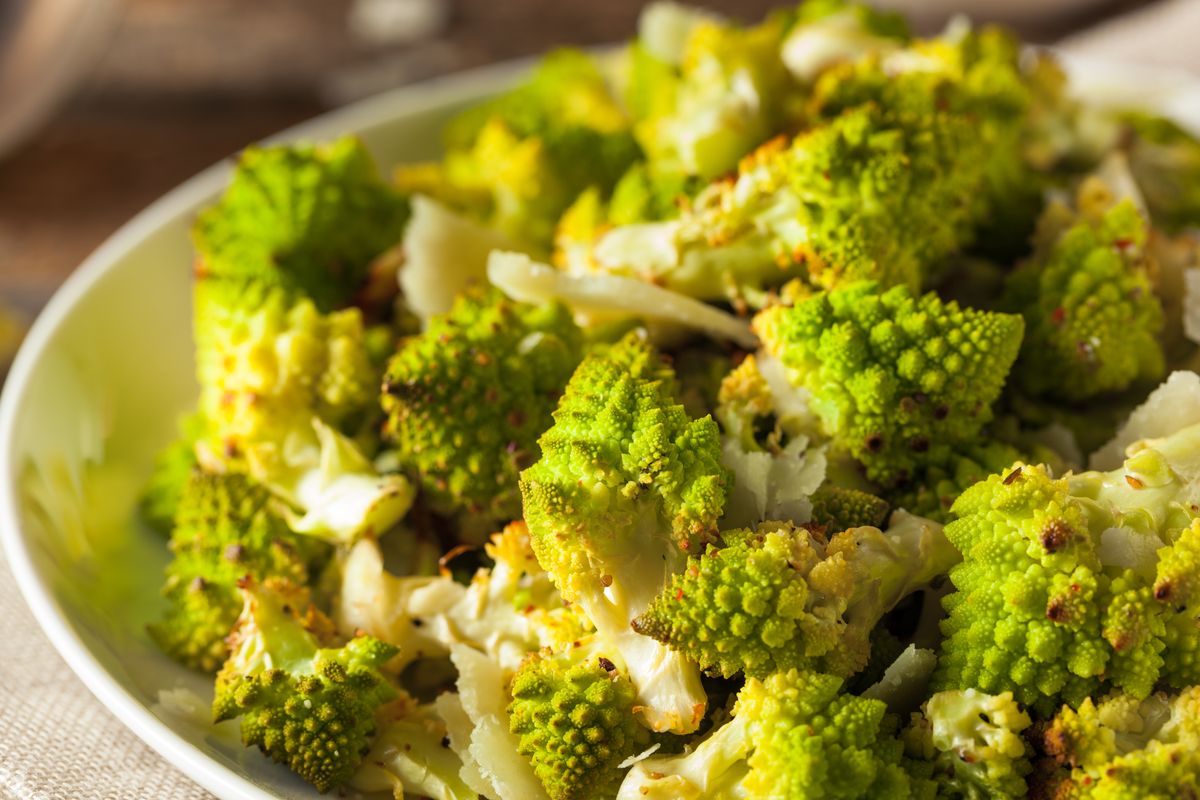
xmin=0 ymin=0 xmax=1195 ymax=373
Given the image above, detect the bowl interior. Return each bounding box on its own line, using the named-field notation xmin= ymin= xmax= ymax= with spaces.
xmin=0 ymin=62 xmax=523 ymax=799
xmin=2 ymin=52 xmax=1199 ymax=800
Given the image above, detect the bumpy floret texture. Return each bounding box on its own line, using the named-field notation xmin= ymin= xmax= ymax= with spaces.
xmin=635 ymin=513 xmax=957 ymax=680
xmin=193 ymin=137 xmax=409 ymax=312
xmin=809 ymin=485 xmax=890 ymax=531
xmin=1040 ymin=687 xmax=1200 ymax=799
xmin=381 ymin=288 xmax=583 ymax=522
xmin=890 ymin=440 xmax=1026 ymax=522
xmin=903 ymin=689 xmax=1033 ymax=798
xmin=934 ymin=439 xmax=1200 ymax=714
xmin=149 ymin=473 xmax=328 ymax=673
xmin=521 ymin=331 xmax=729 ymax=594
xmin=508 ymin=645 xmax=651 ymax=800
xmin=213 ymin=580 xmax=399 ymax=793
xmin=758 ymin=281 xmax=1024 ymax=488
xmin=140 ymin=424 xmax=202 ymax=534
xmin=1004 ymin=193 xmax=1165 ymax=402
xmin=195 ymin=283 xmax=386 ymax=455
xmin=520 ymin=331 xmax=729 ymax=732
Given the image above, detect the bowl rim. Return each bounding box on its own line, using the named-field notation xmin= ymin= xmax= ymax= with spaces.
xmin=0 ymin=57 xmax=527 ymax=800
xmin=3 ymin=48 xmax=1200 ymax=800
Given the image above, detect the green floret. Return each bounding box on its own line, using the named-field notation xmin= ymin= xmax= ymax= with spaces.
xmin=756 ymin=281 xmax=1024 ymax=488
xmin=520 ymin=331 xmax=730 ymax=733
xmin=633 ymin=513 xmax=956 ymax=680
xmin=809 ymin=25 xmax=1045 ymax=259
xmin=149 ymin=472 xmax=329 ymax=673
xmin=193 ymin=137 xmax=409 ymax=313
xmin=193 ymin=281 xmax=412 ymax=544
xmin=1003 ymin=181 xmax=1165 ymax=402
xmin=381 ymin=288 xmax=583 ymax=524
xmin=508 ymin=640 xmax=653 ymax=800
xmin=619 ymin=669 xmax=921 ymax=799
xmin=403 ymin=49 xmax=640 ymax=251
xmin=809 ymin=485 xmax=890 ymax=530
xmin=214 ymin=579 xmax=399 ymax=793
xmin=1154 ymin=517 xmax=1200 ymax=687
xmin=1040 ymin=687 xmax=1200 ymax=799
xmin=903 ymin=689 xmax=1033 ymax=798
xmin=1123 ymin=111 xmax=1200 ymax=232
xmin=934 ymin=426 xmax=1200 ymax=713
xmin=575 ymin=101 xmax=986 ymax=304
xmin=622 ymin=6 xmax=795 ymax=182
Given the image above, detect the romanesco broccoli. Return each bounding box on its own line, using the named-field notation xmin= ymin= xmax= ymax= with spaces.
xmin=149 ymin=472 xmax=328 ymax=673
xmin=520 ymin=331 xmax=730 ymax=733
xmin=213 ymin=578 xmax=399 ymax=793
xmin=756 ymin=281 xmax=1024 ymax=488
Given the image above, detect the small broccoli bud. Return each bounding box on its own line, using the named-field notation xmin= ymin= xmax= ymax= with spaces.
xmin=382 ymin=288 xmax=583 ymax=525
xmin=1039 ymin=688 xmax=1200 ymax=798
xmin=508 ymin=642 xmax=652 ymax=800
xmin=809 ymin=485 xmax=890 ymax=530
xmin=903 ymin=689 xmax=1033 ymax=798
xmin=214 ymin=579 xmax=399 ymax=793
xmin=634 ymin=512 xmax=955 ymax=680
xmin=521 ymin=331 xmax=729 ymax=733
xmin=1004 ymin=185 xmax=1165 ymax=402
xmin=757 ymin=281 xmax=1024 ymax=488
xmin=148 ymin=472 xmax=329 ymax=673
xmin=139 ymin=425 xmax=202 ymax=535
xmin=193 ymin=136 xmax=409 ymax=313
xmin=889 ymin=440 xmax=1026 ymax=523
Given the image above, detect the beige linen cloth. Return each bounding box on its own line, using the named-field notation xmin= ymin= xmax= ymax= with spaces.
xmin=2 ymin=2 xmax=1200 ymax=798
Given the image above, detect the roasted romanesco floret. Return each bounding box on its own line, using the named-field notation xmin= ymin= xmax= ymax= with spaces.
xmin=381 ymin=288 xmax=583 ymax=525
xmin=935 ymin=425 xmax=1200 ymax=713
xmin=633 ymin=512 xmax=956 ymax=679
xmin=809 ymin=484 xmax=891 ymax=531
xmin=903 ymin=689 xmax=1033 ymax=798
xmin=1123 ymin=111 xmax=1200 ymax=233
xmin=566 ymin=101 xmax=986 ymax=303
xmin=520 ymin=331 xmax=730 ymax=733
xmin=213 ymin=579 xmax=399 ymax=793
xmin=1039 ymin=687 xmax=1200 ymax=799
xmin=1003 ymin=179 xmax=1165 ymax=402
xmin=149 ymin=472 xmax=329 ymax=673
xmin=193 ymin=137 xmax=409 ymax=313
xmin=756 ymin=281 xmax=1025 ymax=489
xmin=508 ymin=639 xmax=653 ymax=800
xmin=619 ymin=669 xmax=921 ymax=799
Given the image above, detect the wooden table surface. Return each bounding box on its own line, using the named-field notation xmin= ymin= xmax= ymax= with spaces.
xmin=0 ymin=0 xmax=1151 ymax=320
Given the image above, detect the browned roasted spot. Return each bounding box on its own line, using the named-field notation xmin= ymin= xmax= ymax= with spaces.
xmin=1040 ymin=519 xmax=1074 ymax=553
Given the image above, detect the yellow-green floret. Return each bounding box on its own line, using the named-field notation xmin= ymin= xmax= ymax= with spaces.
xmin=889 ymin=441 xmax=1027 ymax=523
xmin=903 ymin=689 xmax=1033 ymax=798
xmin=757 ymin=281 xmax=1024 ymax=488
xmin=620 ymin=669 xmax=922 ymax=798
xmin=1039 ymin=687 xmax=1200 ymax=799
xmin=508 ymin=642 xmax=652 ymax=800
xmin=634 ymin=513 xmax=956 ymax=679
xmin=519 ymin=331 xmax=730 ymax=733
xmin=213 ymin=579 xmax=399 ymax=793
xmin=1123 ymin=111 xmax=1200 ymax=233
xmin=934 ymin=431 xmax=1200 ymax=714
xmin=1003 ymin=183 xmax=1165 ymax=402
xmin=149 ymin=472 xmax=329 ymax=673
xmin=401 ymin=49 xmax=640 ymax=251
xmin=382 ymin=288 xmax=583 ymax=523
xmin=193 ymin=136 xmax=409 ymax=312
xmin=195 ymin=283 xmax=388 ymax=456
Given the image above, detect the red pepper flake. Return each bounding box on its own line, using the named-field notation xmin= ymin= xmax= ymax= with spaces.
xmin=1003 ymin=467 xmax=1023 ymax=485
xmin=1126 ymin=475 xmax=1145 ymax=489
xmin=675 ymin=588 xmax=685 ymax=601
xmin=1051 ymin=307 xmax=1067 ymax=325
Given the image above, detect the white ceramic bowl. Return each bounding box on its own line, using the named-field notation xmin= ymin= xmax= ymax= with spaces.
xmin=1 ymin=54 xmax=1199 ymax=800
